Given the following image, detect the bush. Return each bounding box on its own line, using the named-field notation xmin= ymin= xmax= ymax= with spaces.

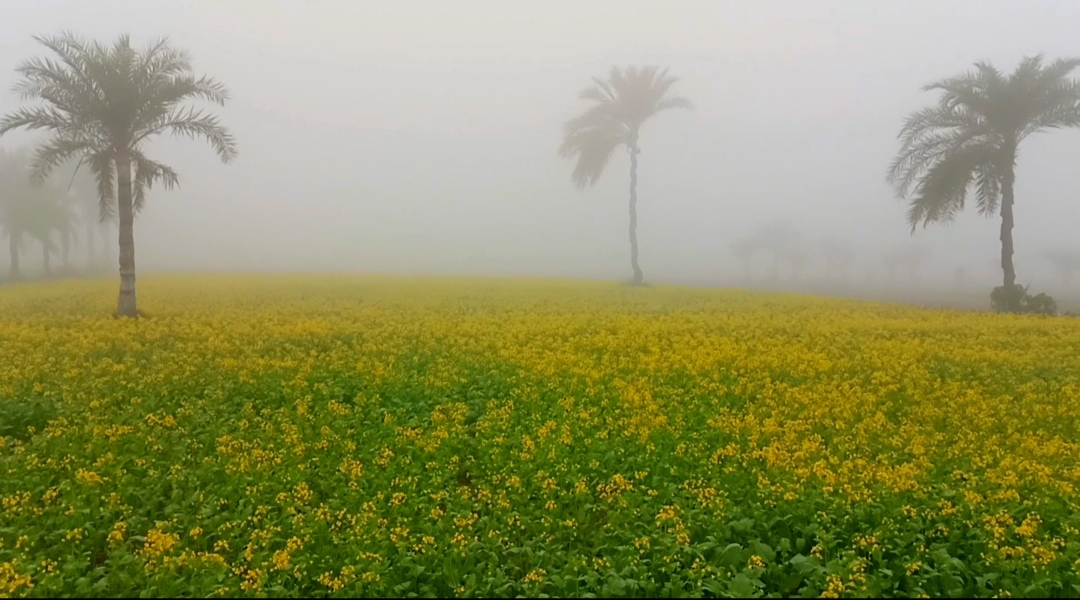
xmin=990 ymin=284 xmax=1057 ymax=315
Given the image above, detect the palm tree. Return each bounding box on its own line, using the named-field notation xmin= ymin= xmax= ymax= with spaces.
xmin=559 ymin=66 xmax=691 ymax=285
xmin=0 ymin=149 xmax=34 ymax=280
xmin=817 ymin=237 xmax=854 ymax=281
xmin=752 ymin=221 xmax=804 ymax=282
xmin=888 ymin=55 xmax=1080 ymax=311
xmin=0 ymin=32 xmax=237 ymax=316
xmin=0 ymin=153 xmax=78 ymax=280
xmin=729 ymin=238 xmax=760 ymax=282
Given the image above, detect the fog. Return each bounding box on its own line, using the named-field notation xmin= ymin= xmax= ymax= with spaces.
xmin=1 ymin=0 xmax=1079 ymax=301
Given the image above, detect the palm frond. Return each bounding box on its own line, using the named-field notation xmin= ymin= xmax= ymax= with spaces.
xmin=129 ymin=150 xmax=180 ymax=213
xmin=973 ymin=161 xmax=1002 ymax=216
xmin=88 ymin=150 xmax=115 ymax=222
xmin=0 ymin=106 xmax=71 ymax=136
xmin=561 ymin=64 xmax=689 ymax=187
xmin=558 ymin=120 xmax=627 ymax=189
xmin=137 ymin=106 xmax=237 ymax=163
xmin=906 ymin=143 xmax=996 ymax=231
xmin=29 ymin=137 xmax=90 ymax=184
xmin=657 ymin=96 xmax=694 ymax=112
xmin=1021 ymin=65 xmax=1080 ymax=136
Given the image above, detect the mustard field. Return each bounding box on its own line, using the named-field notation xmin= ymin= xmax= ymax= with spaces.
xmin=2 ymin=275 xmax=1080 ymax=597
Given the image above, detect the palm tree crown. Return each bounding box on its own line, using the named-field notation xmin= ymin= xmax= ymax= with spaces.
xmin=559 ymin=65 xmax=691 ymax=188
xmin=0 ymin=32 xmax=237 ymax=314
xmin=0 ymin=32 xmax=237 ymax=218
xmin=889 ymin=55 xmax=1080 ymax=230
xmin=887 ymin=54 xmax=1080 ymax=308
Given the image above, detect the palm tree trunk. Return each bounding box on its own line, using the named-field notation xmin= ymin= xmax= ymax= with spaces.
xmin=627 ymin=139 xmax=644 ymax=285
xmin=116 ymin=152 xmax=138 ymax=317
xmin=1000 ymin=152 xmax=1018 ymax=311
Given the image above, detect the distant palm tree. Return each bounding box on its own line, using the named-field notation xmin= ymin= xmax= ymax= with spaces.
xmin=753 ymin=221 xmax=804 ymax=282
xmin=0 ymin=150 xmax=80 ymax=280
xmin=888 ymin=55 xmax=1080 ymax=311
xmin=560 ymin=66 xmax=691 ymax=285
xmin=0 ymin=32 xmax=237 ymax=315
xmin=816 ymin=237 xmax=854 ymax=281
xmin=56 ymin=158 xmax=108 ymax=270
xmin=729 ymin=238 xmax=759 ymax=282
xmin=31 ymin=188 xmax=79 ymax=276
xmin=1 ymin=148 xmax=35 ymax=280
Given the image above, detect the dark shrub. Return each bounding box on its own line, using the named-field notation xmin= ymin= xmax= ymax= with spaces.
xmin=990 ymin=284 xmax=1057 ymax=316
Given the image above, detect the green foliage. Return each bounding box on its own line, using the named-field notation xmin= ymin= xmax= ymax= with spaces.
xmin=3 ymin=276 xmax=1080 ymax=597
xmin=0 ymin=397 xmax=55 ymax=442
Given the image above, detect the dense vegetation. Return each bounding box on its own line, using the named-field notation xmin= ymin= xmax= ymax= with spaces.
xmin=2 ymin=276 xmax=1079 ymax=597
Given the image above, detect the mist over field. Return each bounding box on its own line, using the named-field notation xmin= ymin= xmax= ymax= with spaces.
xmin=0 ymin=0 xmax=1078 ymax=303
xmin=6 ymin=4 xmax=1080 ymax=596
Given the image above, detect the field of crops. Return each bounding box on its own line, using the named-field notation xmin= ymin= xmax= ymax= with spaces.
xmin=2 ymin=275 xmax=1080 ymax=597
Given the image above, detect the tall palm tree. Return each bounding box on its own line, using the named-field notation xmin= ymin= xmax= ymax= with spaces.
xmin=0 ymin=32 xmax=237 ymax=316
xmin=559 ymin=66 xmax=691 ymax=285
xmin=888 ymin=55 xmax=1080 ymax=311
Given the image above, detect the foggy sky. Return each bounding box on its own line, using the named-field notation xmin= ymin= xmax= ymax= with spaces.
xmin=1 ymin=0 xmax=1078 ymax=286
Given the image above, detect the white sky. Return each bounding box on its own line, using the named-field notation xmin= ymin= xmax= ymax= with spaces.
xmin=1 ymin=0 xmax=1078 ymax=285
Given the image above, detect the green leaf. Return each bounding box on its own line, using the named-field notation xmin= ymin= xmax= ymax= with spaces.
xmin=718 ymin=543 xmax=743 ymax=567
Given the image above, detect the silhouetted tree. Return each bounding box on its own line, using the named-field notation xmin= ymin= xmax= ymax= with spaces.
xmin=0 ymin=33 xmax=237 ymax=315
xmin=729 ymin=238 xmax=759 ymax=281
xmin=888 ymin=55 xmax=1080 ymax=311
xmin=1 ymin=149 xmax=81 ymax=280
xmin=0 ymin=149 xmax=31 ymax=279
xmin=34 ymin=190 xmax=79 ymax=276
xmin=817 ymin=237 xmax=855 ymax=280
xmin=882 ymin=244 xmax=929 ymax=284
xmin=56 ymin=159 xmax=108 ymax=270
xmin=752 ymin=222 xmax=804 ymax=282
xmin=560 ymin=66 xmax=690 ymax=285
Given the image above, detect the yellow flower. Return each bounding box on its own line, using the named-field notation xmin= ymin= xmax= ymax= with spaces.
xmin=75 ymin=469 xmax=104 ymax=485
xmin=0 ymin=561 xmax=34 ymax=595
xmin=272 ymin=550 xmax=290 ymax=571
xmin=142 ymin=528 xmax=179 ymax=558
